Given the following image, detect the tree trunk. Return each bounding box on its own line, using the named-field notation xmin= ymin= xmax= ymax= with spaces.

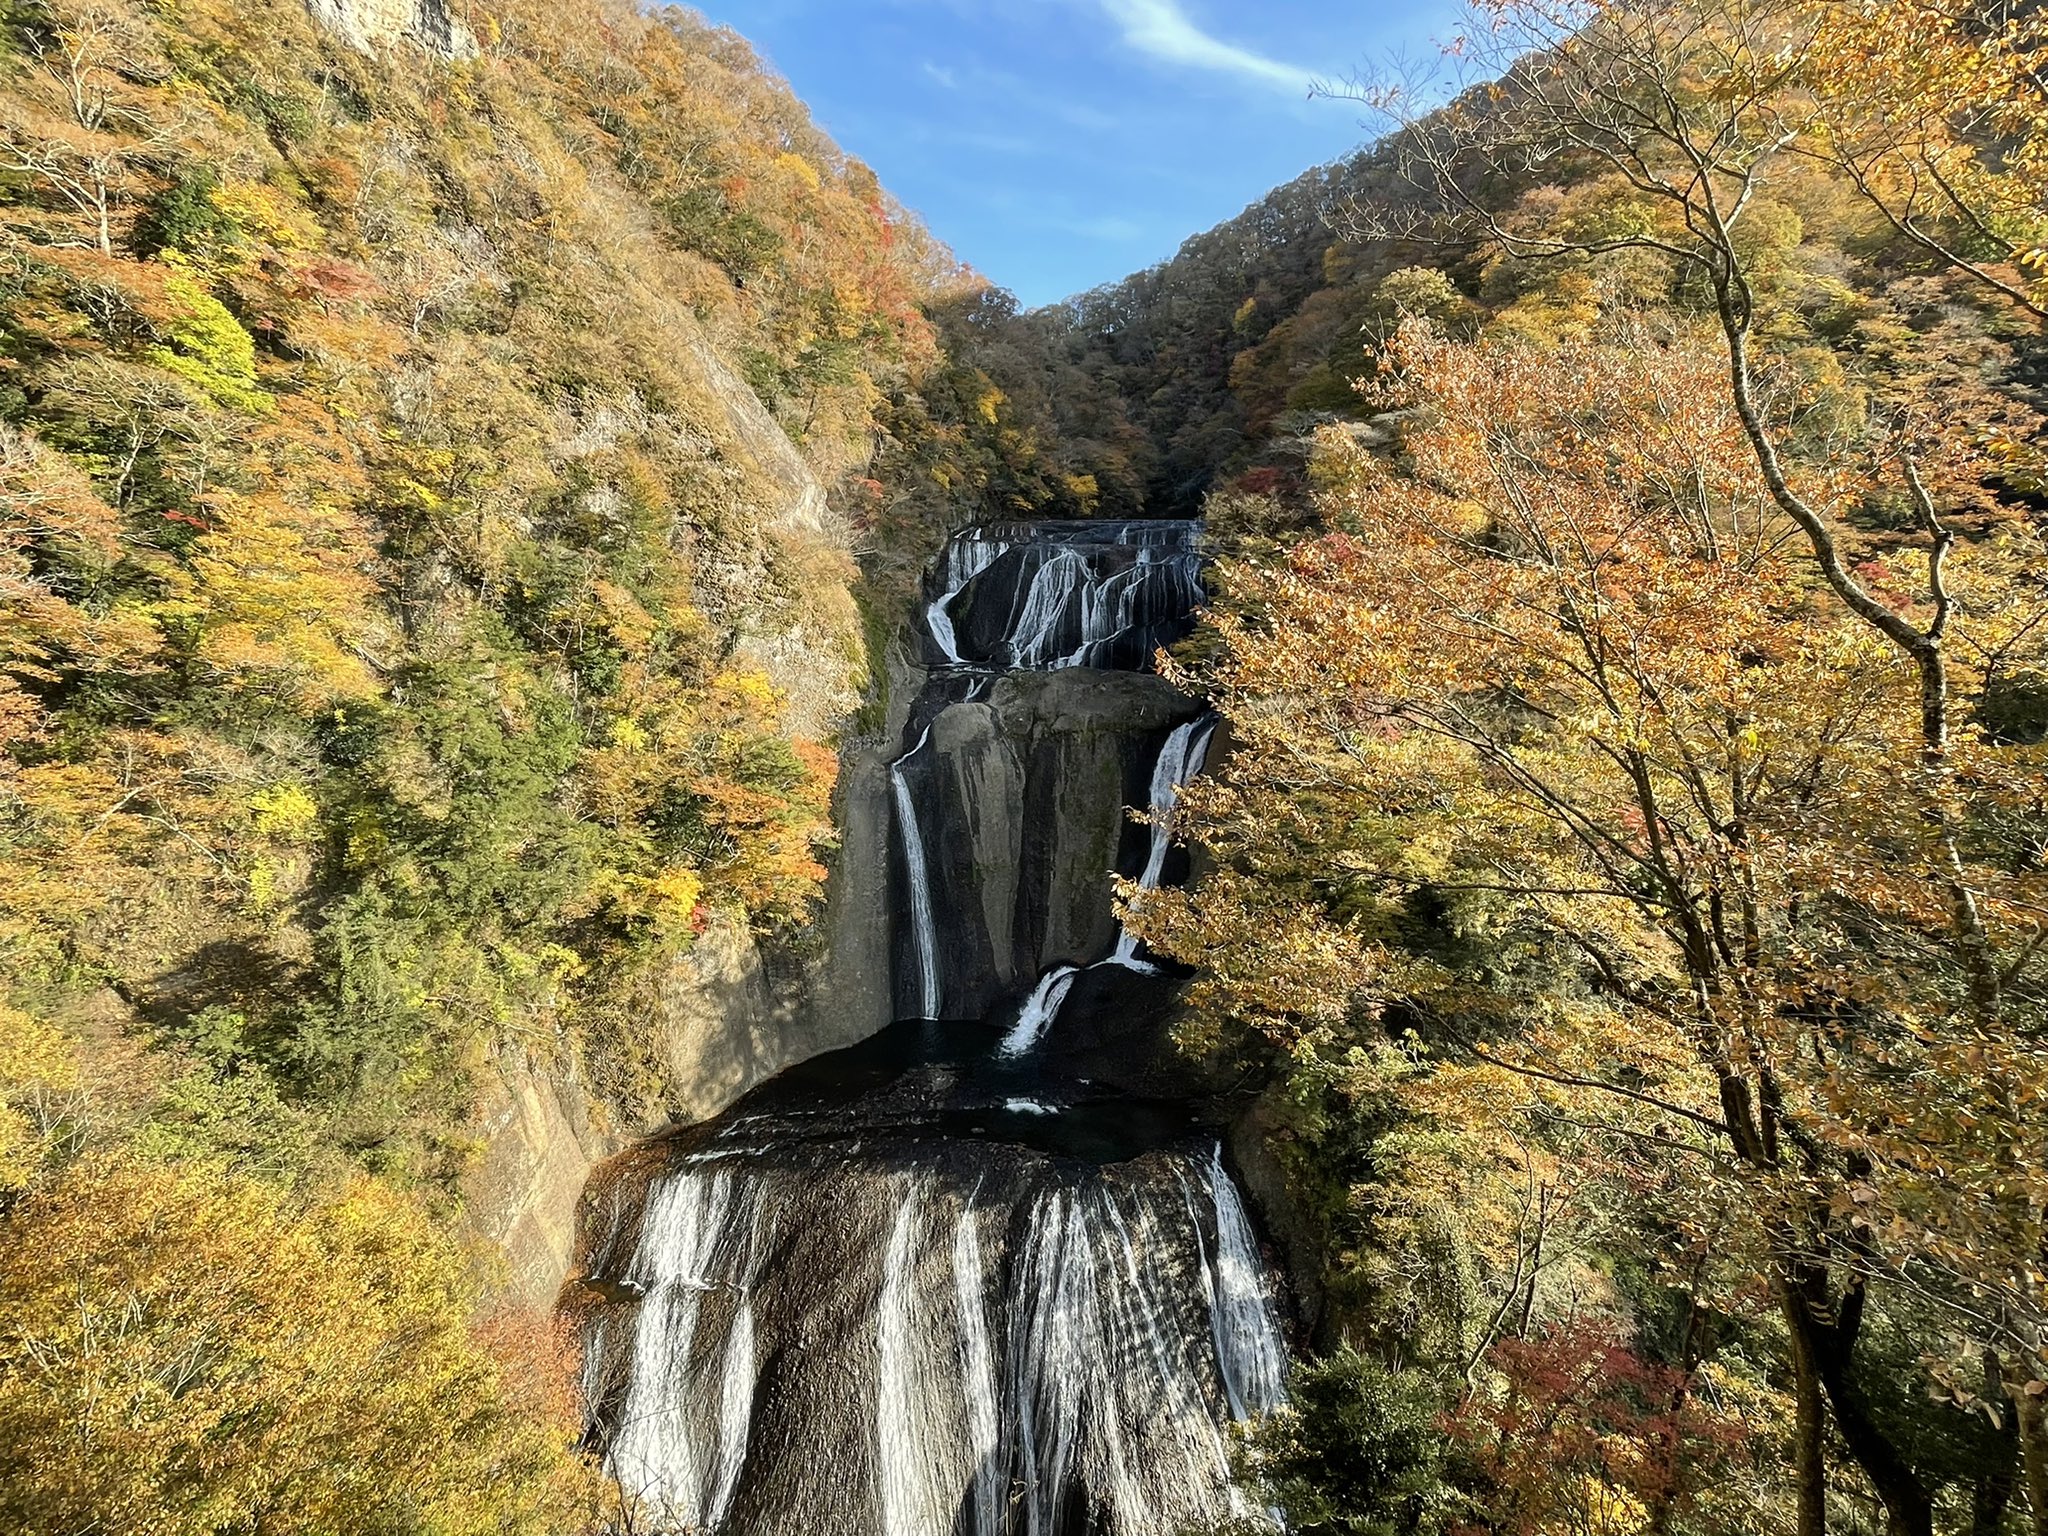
xmin=1805 ymin=1312 xmax=1934 ymax=1536
xmin=2018 ymin=1385 xmax=2048 ymax=1536
xmin=1974 ymin=1351 xmax=2019 ymax=1536
xmin=1781 ymin=1286 xmax=1828 ymax=1536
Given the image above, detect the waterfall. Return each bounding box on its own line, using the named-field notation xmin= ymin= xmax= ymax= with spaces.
xmin=925 ymin=532 xmax=1011 ymax=667
xmin=1111 ymin=714 xmax=1218 ymax=971
xmin=954 ymin=1201 xmax=1004 ymax=1536
xmin=579 ymin=520 xmax=1289 ymax=1535
xmin=921 ymin=520 xmax=1204 ymax=673
xmin=997 ymin=712 xmax=1216 ymax=1054
xmin=586 ymin=1146 xmax=1283 ymax=1533
xmin=605 ymin=1166 xmax=764 ymax=1528
xmin=878 ymin=1182 xmax=964 ymax=1536
xmin=1197 ymin=1145 xmax=1290 ymax=1423
xmin=890 ymin=725 xmax=943 ymax=1020
xmin=998 ymin=965 xmax=1080 ymax=1056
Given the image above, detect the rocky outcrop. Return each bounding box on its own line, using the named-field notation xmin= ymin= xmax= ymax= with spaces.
xmin=809 ymin=649 xmax=1202 ymax=1034
xmin=930 ymin=669 xmax=1194 ymax=992
xmin=305 ymin=0 xmax=475 ymax=55
xmin=463 ymin=908 xmax=887 ymax=1304
xmin=806 ymin=743 xmax=898 ymax=1042
xmin=645 ymin=912 xmax=868 ymax=1123
xmin=464 ymin=1050 xmax=612 ymax=1308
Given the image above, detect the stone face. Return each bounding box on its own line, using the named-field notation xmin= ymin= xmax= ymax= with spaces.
xmin=812 ymin=660 xmax=1201 ymax=1028
xmin=648 ymin=912 xmax=868 ymax=1123
xmin=305 ymin=0 xmax=476 ymax=55
xmin=462 ymin=912 xmax=883 ymax=1304
xmin=464 ymin=1050 xmax=610 ymax=1309
xmin=457 ymin=321 xmax=863 ymax=1304
xmin=806 ymin=745 xmax=898 ymax=1043
xmin=974 ymin=669 xmax=1193 ymax=988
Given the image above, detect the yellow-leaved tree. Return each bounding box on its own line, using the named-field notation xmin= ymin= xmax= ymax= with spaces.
xmin=0 ymin=1156 xmax=602 ymax=1535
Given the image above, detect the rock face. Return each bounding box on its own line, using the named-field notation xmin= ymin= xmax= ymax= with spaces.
xmin=305 ymin=0 xmax=476 ymax=54
xmin=464 ymin=1050 xmax=612 ymax=1309
xmin=565 ymin=517 xmax=1292 ymax=1536
xmin=646 ymin=912 xmax=869 ymax=1124
xmin=466 ymin=914 xmax=880 ymax=1305
xmin=904 ymin=667 xmax=1196 ymax=1018
xmin=810 ymin=668 xmax=1197 ymax=1040
xmin=807 ymin=742 xmax=898 ymax=1044
xmin=458 ymin=336 xmax=865 ymax=1305
xmin=806 ymin=520 xmax=1209 ymax=1040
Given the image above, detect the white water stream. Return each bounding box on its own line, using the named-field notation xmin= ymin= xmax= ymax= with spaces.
xmin=584 ymin=522 xmax=1287 ymax=1534
xmin=1110 ymin=714 xmax=1218 ymax=971
xmin=889 ymin=723 xmax=944 ymax=1021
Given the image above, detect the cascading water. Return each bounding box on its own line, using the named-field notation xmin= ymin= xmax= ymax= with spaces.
xmin=575 ymin=520 xmax=1288 ymax=1534
xmin=1109 ymin=714 xmax=1218 ymax=972
xmin=998 ymin=966 xmax=1080 ymax=1057
xmin=995 ymin=712 xmax=1216 ymax=1051
xmin=890 ymin=723 xmax=944 ymax=1021
xmin=922 ymin=520 xmax=1205 ymax=673
xmin=888 ymin=522 xmax=1208 ymax=1022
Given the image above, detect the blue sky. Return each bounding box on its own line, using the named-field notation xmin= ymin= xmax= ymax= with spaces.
xmin=699 ymin=1 xmax=1469 ymax=307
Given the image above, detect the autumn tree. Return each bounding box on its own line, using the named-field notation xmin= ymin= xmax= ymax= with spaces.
xmin=1142 ymin=309 xmax=2047 ymax=1533
xmin=0 ymin=0 xmax=177 ymax=255
xmin=0 ymin=6 xmax=1014 ymax=1523
xmin=0 ymin=1155 xmax=602 ymax=1533
xmin=1212 ymin=2 xmax=2048 ymax=1527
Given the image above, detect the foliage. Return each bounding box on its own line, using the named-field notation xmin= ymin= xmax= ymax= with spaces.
xmin=0 ymin=1001 xmax=77 ymax=1191
xmin=0 ymin=1155 xmax=601 ymax=1534
xmin=0 ymin=0 xmax=1083 ymax=1523
xmin=1245 ymin=1349 xmax=1461 ymax=1536
xmin=1127 ymin=2 xmax=2048 ymax=1531
xmin=1450 ymin=1321 xmax=1772 ymax=1536
xmin=0 ymin=0 xmax=983 ymax=1169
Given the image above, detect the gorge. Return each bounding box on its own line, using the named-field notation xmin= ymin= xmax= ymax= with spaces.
xmin=6 ymin=1 xmax=2046 ymax=1531
xmin=570 ymin=521 xmax=1290 ymax=1533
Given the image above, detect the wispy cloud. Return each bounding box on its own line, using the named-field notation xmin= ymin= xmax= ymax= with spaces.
xmin=1099 ymin=0 xmax=1310 ymax=92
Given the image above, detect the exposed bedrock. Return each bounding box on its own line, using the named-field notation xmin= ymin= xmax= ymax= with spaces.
xmin=913 ymin=667 xmax=1200 ymax=1018
xmin=810 ymin=663 xmax=1204 ymax=1043
xmin=465 ymin=911 xmax=858 ymax=1308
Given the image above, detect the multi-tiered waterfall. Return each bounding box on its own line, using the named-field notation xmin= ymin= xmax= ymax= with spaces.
xmin=574 ymin=521 xmax=1288 ymax=1534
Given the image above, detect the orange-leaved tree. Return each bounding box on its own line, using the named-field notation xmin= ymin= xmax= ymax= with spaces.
xmin=1283 ymin=1 xmax=2048 ymax=1526
xmin=1141 ymin=315 xmax=2047 ymax=1533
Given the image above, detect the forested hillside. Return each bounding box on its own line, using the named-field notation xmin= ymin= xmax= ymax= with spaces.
xmin=0 ymin=0 xmax=1077 ymax=1525
xmin=951 ymin=143 xmax=1450 ymax=519
xmin=1107 ymin=3 xmax=2048 ymax=1533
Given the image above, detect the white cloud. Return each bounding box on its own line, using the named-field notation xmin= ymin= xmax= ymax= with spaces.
xmin=1099 ymin=0 xmax=1310 ymax=92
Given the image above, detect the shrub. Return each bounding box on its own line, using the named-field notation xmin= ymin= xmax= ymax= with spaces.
xmin=1247 ymin=1349 xmax=1460 ymax=1536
